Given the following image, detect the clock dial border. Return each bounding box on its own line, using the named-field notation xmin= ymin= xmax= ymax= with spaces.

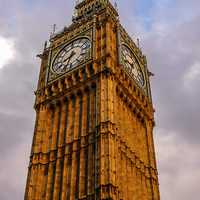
xmin=51 ymin=37 xmax=92 ymax=75
xmin=120 ymin=43 xmax=146 ymax=89
xmin=47 ymin=35 xmax=93 ymax=83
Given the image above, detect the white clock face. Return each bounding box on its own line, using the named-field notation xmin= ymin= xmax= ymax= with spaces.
xmin=51 ymin=38 xmax=91 ymax=74
xmin=121 ymin=45 xmax=145 ymax=87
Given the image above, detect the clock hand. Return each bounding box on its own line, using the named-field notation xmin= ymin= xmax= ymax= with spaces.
xmin=63 ymin=51 xmax=76 ymax=64
xmin=125 ymin=60 xmax=134 ymax=67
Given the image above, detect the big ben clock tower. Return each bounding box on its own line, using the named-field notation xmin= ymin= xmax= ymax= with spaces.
xmin=25 ymin=0 xmax=160 ymax=199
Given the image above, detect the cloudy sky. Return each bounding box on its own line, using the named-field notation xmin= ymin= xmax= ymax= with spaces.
xmin=0 ymin=0 xmax=200 ymax=199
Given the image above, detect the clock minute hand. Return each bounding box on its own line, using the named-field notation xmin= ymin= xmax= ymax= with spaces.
xmin=63 ymin=51 xmax=75 ymax=64
xmin=125 ymin=60 xmax=134 ymax=67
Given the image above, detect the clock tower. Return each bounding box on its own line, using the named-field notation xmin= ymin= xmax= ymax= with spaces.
xmin=25 ymin=0 xmax=160 ymax=199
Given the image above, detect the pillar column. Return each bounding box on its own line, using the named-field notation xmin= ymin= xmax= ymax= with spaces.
xmin=45 ymin=103 xmax=56 ymax=200
xmin=79 ymin=92 xmax=87 ymax=198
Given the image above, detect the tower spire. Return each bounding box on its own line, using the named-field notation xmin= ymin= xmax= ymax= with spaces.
xmin=73 ymin=0 xmax=117 ymax=23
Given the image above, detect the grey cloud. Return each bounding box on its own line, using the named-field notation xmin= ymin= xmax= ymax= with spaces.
xmin=138 ymin=1 xmax=200 ymax=199
xmin=123 ymin=0 xmax=200 ymax=143
xmin=0 ymin=112 xmax=32 ymax=154
xmin=0 ymin=136 xmax=30 ymax=200
xmin=155 ymin=131 xmax=200 ymax=199
xmin=122 ymin=0 xmax=200 ymax=199
xmin=0 ymin=1 xmax=74 ymax=199
xmin=146 ymin=15 xmax=200 ymax=143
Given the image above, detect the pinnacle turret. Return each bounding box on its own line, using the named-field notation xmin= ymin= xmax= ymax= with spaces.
xmin=73 ymin=0 xmax=117 ymax=22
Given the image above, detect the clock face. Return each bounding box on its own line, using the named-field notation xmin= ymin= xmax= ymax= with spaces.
xmin=121 ymin=45 xmax=145 ymax=87
xmin=51 ymin=37 xmax=91 ymax=74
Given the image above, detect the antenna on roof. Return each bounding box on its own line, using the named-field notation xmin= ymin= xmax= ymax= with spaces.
xmin=137 ymin=38 xmax=140 ymax=49
xmin=53 ymin=24 xmax=56 ymax=34
xmin=114 ymin=1 xmax=118 ymax=11
xmin=44 ymin=41 xmax=47 ymax=50
xmin=73 ymin=1 xmax=79 ymax=22
xmin=75 ymin=0 xmax=80 ymax=6
xmin=50 ymin=24 xmax=57 ymax=39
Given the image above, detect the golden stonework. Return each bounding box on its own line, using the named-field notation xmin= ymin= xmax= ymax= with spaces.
xmin=25 ymin=0 xmax=160 ymax=199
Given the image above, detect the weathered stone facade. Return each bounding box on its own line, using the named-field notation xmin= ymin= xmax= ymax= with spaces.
xmin=25 ymin=0 xmax=160 ymax=199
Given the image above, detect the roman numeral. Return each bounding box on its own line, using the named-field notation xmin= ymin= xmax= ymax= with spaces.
xmin=80 ymin=52 xmax=86 ymax=55
xmin=82 ymin=42 xmax=90 ymax=49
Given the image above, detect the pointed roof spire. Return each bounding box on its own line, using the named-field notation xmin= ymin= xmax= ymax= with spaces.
xmin=73 ymin=0 xmax=117 ymax=23
xmin=75 ymin=0 xmax=110 ymax=8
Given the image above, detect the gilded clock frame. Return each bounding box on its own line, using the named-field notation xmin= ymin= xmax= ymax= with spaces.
xmin=120 ymin=43 xmax=146 ymax=88
xmin=120 ymin=42 xmax=146 ymax=89
xmin=46 ymin=28 xmax=93 ymax=84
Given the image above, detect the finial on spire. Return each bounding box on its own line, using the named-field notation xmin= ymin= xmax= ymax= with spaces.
xmin=49 ymin=24 xmax=57 ymax=39
xmin=137 ymin=38 xmax=140 ymax=49
xmin=72 ymin=3 xmax=78 ymax=22
xmin=75 ymin=0 xmax=80 ymax=6
xmin=114 ymin=0 xmax=119 ymax=12
xmin=53 ymin=24 xmax=56 ymax=34
xmin=44 ymin=41 xmax=47 ymax=50
xmin=75 ymin=0 xmax=84 ymax=6
xmin=114 ymin=1 xmax=118 ymax=9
